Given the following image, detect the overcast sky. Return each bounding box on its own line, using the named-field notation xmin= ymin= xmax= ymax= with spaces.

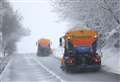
xmin=8 ymin=0 xmax=69 ymax=53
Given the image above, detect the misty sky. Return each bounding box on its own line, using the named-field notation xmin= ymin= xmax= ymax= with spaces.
xmin=8 ymin=0 xmax=69 ymax=53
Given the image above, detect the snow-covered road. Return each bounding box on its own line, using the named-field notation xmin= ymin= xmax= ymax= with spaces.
xmin=0 ymin=54 xmax=120 ymax=82
xmin=0 ymin=54 xmax=61 ymax=82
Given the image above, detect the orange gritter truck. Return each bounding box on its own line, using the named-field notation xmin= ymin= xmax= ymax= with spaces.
xmin=37 ymin=38 xmax=51 ymax=56
xmin=59 ymin=28 xmax=101 ymax=72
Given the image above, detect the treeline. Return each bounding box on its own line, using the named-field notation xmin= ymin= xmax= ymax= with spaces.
xmin=52 ymin=0 xmax=120 ymax=49
xmin=0 ymin=0 xmax=30 ymax=56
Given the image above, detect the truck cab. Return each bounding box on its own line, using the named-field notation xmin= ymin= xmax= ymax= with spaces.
xmin=60 ymin=29 xmax=101 ymax=72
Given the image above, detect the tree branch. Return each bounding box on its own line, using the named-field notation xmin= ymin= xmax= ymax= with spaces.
xmin=103 ymin=0 xmax=120 ymax=24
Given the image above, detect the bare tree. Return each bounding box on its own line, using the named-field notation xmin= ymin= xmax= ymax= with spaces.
xmin=0 ymin=0 xmax=30 ymax=55
xmin=51 ymin=0 xmax=120 ymax=48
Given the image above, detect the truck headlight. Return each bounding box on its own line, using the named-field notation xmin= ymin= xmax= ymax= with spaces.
xmin=94 ymin=35 xmax=97 ymax=38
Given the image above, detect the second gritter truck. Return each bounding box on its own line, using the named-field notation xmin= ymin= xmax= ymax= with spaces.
xmin=59 ymin=28 xmax=101 ymax=72
xmin=37 ymin=38 xmax=51 ymax=56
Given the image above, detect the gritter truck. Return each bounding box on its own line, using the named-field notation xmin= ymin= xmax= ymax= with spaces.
xmin=37 ymin=39 xmax=51 ymax=56
xmin=59 ymin=28 xmax=101 ymax=72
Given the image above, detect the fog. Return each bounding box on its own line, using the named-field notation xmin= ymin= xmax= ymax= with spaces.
xmin=9 ymin=0 xmax=68 ymax=53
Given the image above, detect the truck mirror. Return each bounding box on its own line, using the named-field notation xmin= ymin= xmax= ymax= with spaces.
xmin=59 ymin=38 xmax=62 ymax=46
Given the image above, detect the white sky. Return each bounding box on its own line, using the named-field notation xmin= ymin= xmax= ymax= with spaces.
xmin=8 ymin=0 xmax=69 ymax=53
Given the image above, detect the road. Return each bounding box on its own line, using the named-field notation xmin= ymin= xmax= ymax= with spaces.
xmin=0 ymin=54 xmax=120 ymax=82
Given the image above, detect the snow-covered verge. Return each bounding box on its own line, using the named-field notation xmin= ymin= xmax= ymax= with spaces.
xmin=53 ymin=47 xmax=120 ymax=74
xmin=101 ymin=48 xmax=120 ymax=74
xmin=0 ymin=55 xmax=11 ymax=74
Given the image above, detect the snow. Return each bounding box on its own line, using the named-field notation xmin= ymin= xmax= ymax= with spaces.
xmin=53 ymin=47 xmax=64 ymax=59
xmin=0 ymin=55 xmax=10 ymax=74
xmin=1 ymin=53 xmax=118 ymax=82
xmin=53 ymin=47 xmax=120 ymax=74
xmin=102 ymin=48 xmax=120 ymax=74
xmin=0 ymin=54 xmax=60 ymax=82
xmin=106 ymin=24 xmax=120 ymax=40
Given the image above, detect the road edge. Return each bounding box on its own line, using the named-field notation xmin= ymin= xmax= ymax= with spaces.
xmin=0 ymin=55 xmax=13 ymax=81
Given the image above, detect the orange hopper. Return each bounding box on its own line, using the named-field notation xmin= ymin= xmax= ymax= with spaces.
xmin=65 ymin=29 xmax=98 ymax=47
xmin=38 ymin=39 xmax=50 ymax=46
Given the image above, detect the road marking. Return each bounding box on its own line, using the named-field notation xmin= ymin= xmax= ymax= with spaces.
xmin=33 ymin=57 xmax=65 ymax=82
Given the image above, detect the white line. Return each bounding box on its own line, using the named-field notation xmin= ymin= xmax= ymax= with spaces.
xmin=33 ymin=57 xmax=65 ymax=82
